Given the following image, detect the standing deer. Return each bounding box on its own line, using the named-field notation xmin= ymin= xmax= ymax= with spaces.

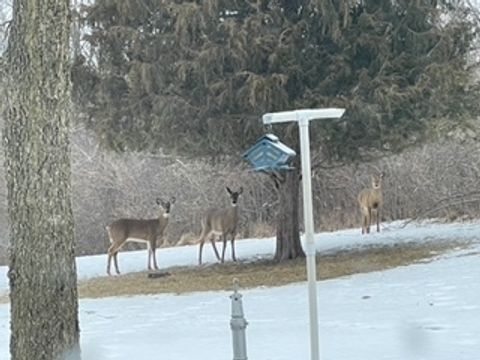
xmin=358 ymin=172 xmax=384 ymax=234
xmin=106 ymin=197 xmax=175 ymax=275
xmin=198 ymin=186 xmax=243 ymax=265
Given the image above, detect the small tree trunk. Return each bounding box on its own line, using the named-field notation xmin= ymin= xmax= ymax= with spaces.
xmin=274 ymin=167 xmax=305 ymax=261
xmin=5 ymin=1 xmax=80 ymax=359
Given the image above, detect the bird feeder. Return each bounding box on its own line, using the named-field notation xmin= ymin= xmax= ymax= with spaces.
xmin=242 ymin=133 xmax=296 ymax=172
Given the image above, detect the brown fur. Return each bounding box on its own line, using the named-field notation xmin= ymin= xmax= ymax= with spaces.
xmin=106 ymin=197 xmax=175 ymax=275
xmin=358 ymin=173 xmax=384 ymax=234
xmin=198 ymin=187 xmax=242 ymax=265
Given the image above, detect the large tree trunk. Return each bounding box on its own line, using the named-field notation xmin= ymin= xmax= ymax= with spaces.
xmin=274 ymin=166 xmax=305 ymax=261
xmin=5 ymin=1 xmax=80 ymax=359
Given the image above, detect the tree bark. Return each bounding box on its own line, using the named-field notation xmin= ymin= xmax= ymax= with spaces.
xmin=274 ymin=166 xmax=305 ymax=261
xmin=5 ymin=1 xmax=80 ymax=359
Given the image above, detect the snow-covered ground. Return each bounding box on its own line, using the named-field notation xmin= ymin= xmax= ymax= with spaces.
xmin=1 ymin=220 xmax=479 ymax=295
xmin=0 ymin=220 xmax=479 ymax=359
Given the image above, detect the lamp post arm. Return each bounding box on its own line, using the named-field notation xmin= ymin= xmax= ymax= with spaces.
xmin=263 ymin=108 xmax=345 ymax=125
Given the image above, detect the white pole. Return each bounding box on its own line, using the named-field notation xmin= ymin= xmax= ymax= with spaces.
xmin=298 ymin=117 xmax=319 ymax=360
xmin=261 ymin=108 xmax=345 ymax=360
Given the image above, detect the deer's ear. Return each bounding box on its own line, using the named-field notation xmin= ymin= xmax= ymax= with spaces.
xmin=226 ymin=186 xmax=232 ymax=195
xmin=156 ymin=198 xmax=163 ymax=206
xmin=379 ymin=172 xmax=385 ymax=178
xmin=170 ymin=196 xmax=176 ymax=204
xmin=238 ymin=187 xmax=244 ymax=194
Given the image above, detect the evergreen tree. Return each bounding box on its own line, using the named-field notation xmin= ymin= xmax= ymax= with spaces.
xmin=75 ymin=0 xmax=480 ymax=260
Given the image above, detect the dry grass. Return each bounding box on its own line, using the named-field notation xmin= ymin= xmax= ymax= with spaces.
xmin=77 ymin=241 xmax=466 ymax=299
xmin=0 ymin=241 xmax=468 ymax=304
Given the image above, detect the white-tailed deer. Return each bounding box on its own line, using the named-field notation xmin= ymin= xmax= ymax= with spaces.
xmin=358 ymin=172 xmax=384 ymax=234
xmin=198 ymin=186 xmax=243 ymax=265
xmin=106 ymin=197 xmax=175 ymax=275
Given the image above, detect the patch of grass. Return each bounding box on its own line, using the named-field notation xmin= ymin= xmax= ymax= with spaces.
xmin=77 ymin=241 xmax=467 ymax=300
xmin=0 ymin=241 xmax=468 ymax=304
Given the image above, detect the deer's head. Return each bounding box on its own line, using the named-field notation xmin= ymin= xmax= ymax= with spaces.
xmin=226 ymin=187 xmax=243 ymax=206
xmin=371 ymin=172 xmax=384 ymax=189
xmin=156 ymin=196 xmax=176 ymax=217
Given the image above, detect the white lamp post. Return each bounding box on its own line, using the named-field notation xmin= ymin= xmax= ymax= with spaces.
xmin=262 ymin=108 xmax=345 ymax=360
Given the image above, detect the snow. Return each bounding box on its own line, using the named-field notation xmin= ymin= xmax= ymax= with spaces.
xmin=1 ymin=220 xmax=479 ymax=294
xmin=0 ymin=220 xmax=479 ymax=359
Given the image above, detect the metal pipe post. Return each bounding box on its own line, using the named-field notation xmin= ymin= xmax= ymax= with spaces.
xmin=261 ymin=108 xmax=345 ymax=360
xmin=299 ymin=117 xmax=320 ymax=360
xmin=230 ymin=278 xmax=248 ymax=360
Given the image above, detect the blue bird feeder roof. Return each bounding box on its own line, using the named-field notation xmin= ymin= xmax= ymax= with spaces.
xmin=242 ymin=133 xmax=296 ymax=172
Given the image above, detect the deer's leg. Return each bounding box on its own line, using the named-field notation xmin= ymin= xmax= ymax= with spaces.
xmin=107 ymin=252 xmax=112 ymax=276
xmin=152 ymin=240 xmax=159 ymax=270
xmin=221 ymin=234 xmax=228 ymax=263
xmin=146 ymin=242 xmax=151 ymax=270
xmin=230 ymin=233 xmax=237 ymax=262
xmin=367 ymin=208 xmax=372 ymax=234
xmin=210 ymin=235 xmax=221 ymax=260
xmin=360 ymin=208 xmax=367 ymax=234
xmin=107 ymin=243 xmax=114 ymax=275
xmin=107 ymin=243 xmax=121 ymax=275
xmin=376 ymin=209 xmax=381 ymax=233
xmin=113 ymin=251 xmax=120 ymax=275
xmin=198 ymin=237 xmax=205 ymax=265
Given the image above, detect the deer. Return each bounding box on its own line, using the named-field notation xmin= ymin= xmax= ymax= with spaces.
xmin=106 ymin=197 xmax=175 ymax=275
xmin=197 ymin=186 xmax=243 ymax=265
xmin=358 ymin=172 xmax=384 ymax=234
